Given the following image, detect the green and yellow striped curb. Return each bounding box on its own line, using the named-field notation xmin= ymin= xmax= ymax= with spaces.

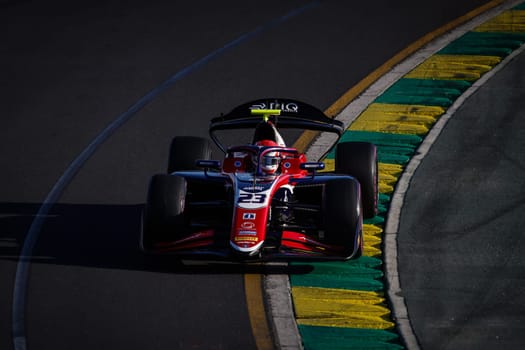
xmin=290 ymin=2 xmax=525 ymax=349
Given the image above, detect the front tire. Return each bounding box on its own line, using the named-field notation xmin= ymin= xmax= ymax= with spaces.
xmin=323 ymin=178 xmax=363 ymax=259
xmin=142 ymin=174 xmax=187 ymax=250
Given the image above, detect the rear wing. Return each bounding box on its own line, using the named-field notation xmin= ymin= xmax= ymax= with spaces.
xmin=209 ymin=98 xmax=345 ymax=153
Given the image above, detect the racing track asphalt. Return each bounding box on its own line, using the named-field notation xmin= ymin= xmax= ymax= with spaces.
xmin=0 ymin=1 xmax=497 ymax=349
xmin=397 ymin=42 xmax=525 ymax=349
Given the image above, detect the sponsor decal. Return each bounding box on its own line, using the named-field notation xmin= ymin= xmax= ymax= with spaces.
xmin=250 ymin=101 xmax=299 ymax=113
xmin=283 ymin=161 xmax=291 ymax=169
xmin=238 ymin=230 xmax=257 ymax=235
xmin=241 ymin=185 xmax=265 ymax=192
xmin=241 ymin=221 xmax=256 ymax=229
xmin=234 ymin=160 xmax=242 ymax=167
xmin=243 ymin=213 xmax=256 ymax=220
xmin=234 ymin=236 xmax=258 ymax=242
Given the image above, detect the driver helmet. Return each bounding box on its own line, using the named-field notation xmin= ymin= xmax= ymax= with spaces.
xmin=256 ymin=140 xmax=281 ymax=174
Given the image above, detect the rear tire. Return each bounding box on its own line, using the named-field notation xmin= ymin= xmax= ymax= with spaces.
xmin=323 ymin=178 xmax=363 ymax=259
xmin=335 ymin=142 xmax=378 ymax=219
xmin=142 ymin=174 xmax=187 ymax=250
xmin=168 ymin=136 xmax=213 ymax=173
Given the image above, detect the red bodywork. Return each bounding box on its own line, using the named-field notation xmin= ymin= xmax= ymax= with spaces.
xmin=150 ymin=145 xmax=352 ymax=260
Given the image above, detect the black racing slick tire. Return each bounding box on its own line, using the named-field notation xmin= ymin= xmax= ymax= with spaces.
xmin=323 ymin=178 xmax=363 ymax=259
xmin=168 ymin=136 xmax=213 ymax=173
xmin=142 ymin=174 xmax=187 ymax=250
xmin=335 ymin=142 xmax=378 ymax=219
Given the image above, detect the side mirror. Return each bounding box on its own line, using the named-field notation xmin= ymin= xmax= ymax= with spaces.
xmin=196 ymin=160 xmax=221 ymax=170
xmin=300 ymin=162 xmax=325 ymax=171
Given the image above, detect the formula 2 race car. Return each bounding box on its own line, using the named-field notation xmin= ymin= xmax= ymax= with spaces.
xmin=141 ymin=98 xmax=377 ymax=261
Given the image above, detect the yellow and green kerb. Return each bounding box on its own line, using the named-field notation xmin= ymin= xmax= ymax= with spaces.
xmin=290 ymin=3 xmax=525 ymax=349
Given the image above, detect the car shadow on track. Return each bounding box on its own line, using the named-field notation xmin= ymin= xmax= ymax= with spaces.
xmin=0 ymin=202 xmax=313 ymax=275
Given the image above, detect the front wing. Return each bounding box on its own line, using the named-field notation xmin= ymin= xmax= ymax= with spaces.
xmin=142 ymin=228 xmax=353 ymax=261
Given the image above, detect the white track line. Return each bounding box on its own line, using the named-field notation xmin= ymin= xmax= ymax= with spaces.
xmin=10 ymin=3 xmax=322 ymax=349
xmin=266 ymin=1 xmax=523 ymax=349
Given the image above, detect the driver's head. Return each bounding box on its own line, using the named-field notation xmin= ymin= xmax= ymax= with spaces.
xmin=256 ymin=140 xmax=281 ymax=174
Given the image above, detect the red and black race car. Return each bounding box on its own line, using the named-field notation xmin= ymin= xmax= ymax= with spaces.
xmin=141 ymin=98 xmax=377 ymax=261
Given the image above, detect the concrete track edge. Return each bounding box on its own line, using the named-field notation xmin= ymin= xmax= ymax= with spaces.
xmin=384 ymin=39 xmax=525 ymax=350
xmin=264 ymin=1 xmax=523 ymax=349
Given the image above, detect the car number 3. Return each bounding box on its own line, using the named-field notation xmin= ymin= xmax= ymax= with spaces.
xmin=238 ymin=193 xmax=266 ymax=204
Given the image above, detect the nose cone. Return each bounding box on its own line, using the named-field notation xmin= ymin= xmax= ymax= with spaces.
xmin=230 ymin=239 xmax=264 ymax=257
